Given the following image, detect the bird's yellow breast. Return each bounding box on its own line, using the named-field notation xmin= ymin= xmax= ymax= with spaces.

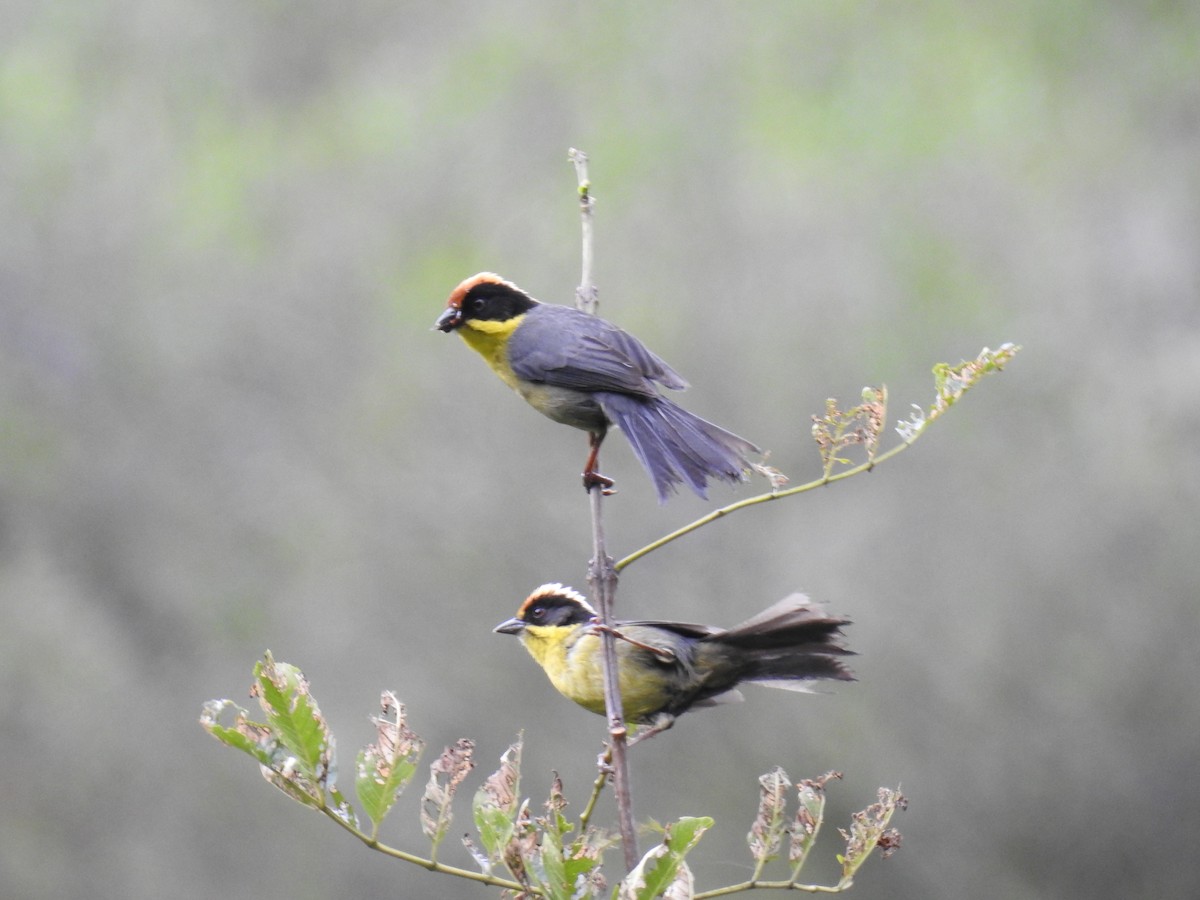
xmin=519 ymin=624 xmax=674 ymax=721
xmin=456 ymin=313 xmax=603 ymax=430
xmin=456 ymin=315 xmax=526 ymax=391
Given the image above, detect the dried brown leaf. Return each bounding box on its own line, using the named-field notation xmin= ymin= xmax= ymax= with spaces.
xmin=420 ymin=738 xmax=475 ymax=845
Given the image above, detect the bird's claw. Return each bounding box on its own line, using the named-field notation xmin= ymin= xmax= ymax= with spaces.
xmin=582 ymin=470 xmax=616 ymax=495
xmin=626 ymin=714 xmax=675 ymax=747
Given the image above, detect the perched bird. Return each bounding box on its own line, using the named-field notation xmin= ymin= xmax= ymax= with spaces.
xmin=434 ymin=273 xmax=760 ymax=501
xmin=494 ymin=584 xmax=853 ymax=741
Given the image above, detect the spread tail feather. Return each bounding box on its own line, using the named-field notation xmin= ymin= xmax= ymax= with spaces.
xmin=599 ymin=393 xmax=759 ymax=502
xmin=716 ymin=594 xmax=855 ymax=686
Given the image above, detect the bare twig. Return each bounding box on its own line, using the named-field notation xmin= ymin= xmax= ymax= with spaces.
xmin=578 ymin=746 xmax=612 ymax=835
xmin=570 ymin=148 xmax=638 ymax=871
xmin=317 ymin=802 xmax=528 ymax=892
xmin=569 ymin=148 xmax=599 ymax=316
xmin=615 ymin=434 xmax=918 ymax=572
xmin=616 ymin=339 xmax=1021 ymax=573
xmin=693 ymin=878 xmax=849 ymax=897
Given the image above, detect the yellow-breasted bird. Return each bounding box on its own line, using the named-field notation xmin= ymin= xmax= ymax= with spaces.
xmin=435 ymin=273 xmax=760 ymax=502
xmin=494 ymin=584 xmax=853 ymax=740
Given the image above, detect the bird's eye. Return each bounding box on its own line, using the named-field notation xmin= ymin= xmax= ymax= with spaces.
xmin=530 ymin=605 xmax=545 ymax=620
xmin=470 ymin=296 xmax=487 ymax=312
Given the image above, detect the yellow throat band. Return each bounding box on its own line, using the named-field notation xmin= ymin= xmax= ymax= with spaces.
xmin=457 ymin=314 xmax=526 ymax=390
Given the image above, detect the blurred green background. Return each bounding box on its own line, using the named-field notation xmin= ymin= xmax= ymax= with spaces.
xmin=3 ymin=2 xmax=1198 ymax=898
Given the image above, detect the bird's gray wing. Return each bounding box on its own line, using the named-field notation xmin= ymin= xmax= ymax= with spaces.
xmin=604 ymin=622 xmax=707 ymax=676
xmin=617 ymin=619 xmax=721 ymax=639
xmin=507 ymin=305 xmax=688 ymax=396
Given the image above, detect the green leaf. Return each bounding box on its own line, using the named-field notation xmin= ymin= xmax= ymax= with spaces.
xmin=252 ymin=653 xmax=332 ymax=786
xmin=535 ymin=821 xmax=569 ymax=898
xmin=201 ymin=657 xmax=335 ymax=810
xmin=473 ymin=802 xmax=515 ymax=862
xmin=355 ymin=691 xmax=424 ymax=831
xmin=532 ymin=771 xmax=600 ymax=898
xmin=559 ymin=828 xmax=607 ymax=898
xmin=471 ymin=738 xmax=522 ymax=862
xmin=200 ymin=699 xmax=276 ymax=767
xmin=327 ymin=786 xmax=359 ymax=830
xmin=618 ymin=816 xmax=712 ymax=900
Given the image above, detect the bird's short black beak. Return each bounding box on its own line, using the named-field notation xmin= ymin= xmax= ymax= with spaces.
xmin=434 ymin=307 xmax=463 ymax=332
xmin=494 ymin=618 xmax=525 ymax=635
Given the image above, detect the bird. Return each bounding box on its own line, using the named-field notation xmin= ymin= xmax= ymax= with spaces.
xmin=434 ymin=272 xmax=761 ymax=502
xmin=494 ymin=584 xmax=854 ymax=742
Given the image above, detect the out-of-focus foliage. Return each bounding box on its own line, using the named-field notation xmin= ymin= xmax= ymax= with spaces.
xmin=2 ymin=2 xmax=1198 ymax=898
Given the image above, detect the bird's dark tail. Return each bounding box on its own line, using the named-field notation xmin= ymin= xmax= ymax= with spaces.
xmin=598 ymin=392 xmax=760 ymax=502
xmin=711 ymin=594 xmax=855 ymax=687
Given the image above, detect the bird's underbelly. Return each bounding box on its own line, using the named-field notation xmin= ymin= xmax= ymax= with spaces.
xmin=456 ymin=325 xmax=607 ymax=432
xmin=516 ymin=382 xmax=607 ymax=432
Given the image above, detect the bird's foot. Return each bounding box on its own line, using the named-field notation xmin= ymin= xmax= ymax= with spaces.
xmin=582 ymin=469 xmax=616 ymax=495
xmin=626 ymin=714 xmax=675 ymax=747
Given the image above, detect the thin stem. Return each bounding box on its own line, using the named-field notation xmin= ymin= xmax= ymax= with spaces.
xmin=577 ymin=747 xmax=611 ymax=834
xmin=694 ymin=878 xmax=849 ymax=898
xmin=750 ymin=856 xmax=770 ymax=884
xmin=588 ymin=483 xmax=638 ymax=871
xmin=317 ymin=806 xmax=530 ymax=893
xmin=571 ymin=147 xmax=638 ymax=870
xmin=616 ymin=432 xmax=921 ymax=573
xmin=569 ymin=148 xmax=598 ymax=315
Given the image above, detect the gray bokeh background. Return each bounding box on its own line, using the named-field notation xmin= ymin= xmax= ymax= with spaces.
xmin=3 ymin=3 xmax=1197 ymax=898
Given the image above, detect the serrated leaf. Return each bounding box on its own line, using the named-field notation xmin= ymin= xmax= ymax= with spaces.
xmin=481 ymin=738 xmax=522 ymax=816
xmin=837 ymin=786 xmax=907 ymax=887
xmin=619 ymin=817 xmax=711 ymax=900
xmin=200 ymin=699 xmax=275 ymax=766
xmin=789 ymin=771 xmax=838 ymax=878
xmin=747 ymin=767 xmax=789 ymax=865
xmin=473 ymin=802 xmax=516 ymax=861
xmin=327 ymin=786 xmax=359 ymax=830
xmin=928 ymin=343 xmax=1021 ymax=421
xmin=544 ymin=771 xmax=571 ymax=839
xmin=252 ymin=654 xmax=332 ymax=786
xmin=502 ymin=801 xmax=537 ymax=889
xmin=463 ymin=834 xmax=491 ymax=875
xmin=421 ymin=738 xmax=475 ymax=849
xmin=471 ymin=738 xmax=522 ymax=861
xmin=667 ymin=817 xmax=711 ymax=857
xmin=535 ymin=822 xmax=568 ymax=897
xmin=355 ymin=691 xmax=424 ymax=830
xmin=810 ymin=389 xmax=886 ymax=476
xmin=202 ymin=675 xmax=327 ymax=809
xmin=542 ymin=853 xmax=575 ymax=898
xmin=662 ymin=861 xmax=694 ymax=900
xmin=561 ymin=829 xmax=607 ymax=898
xmin=261 ymin=763 xmax=324 ymax=808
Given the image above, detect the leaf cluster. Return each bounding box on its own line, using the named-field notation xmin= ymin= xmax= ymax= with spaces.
xmin=202 ymin=655 xmax=905 ymax=898
xmin=896 ymin=343 xmax=1020 ymax=442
